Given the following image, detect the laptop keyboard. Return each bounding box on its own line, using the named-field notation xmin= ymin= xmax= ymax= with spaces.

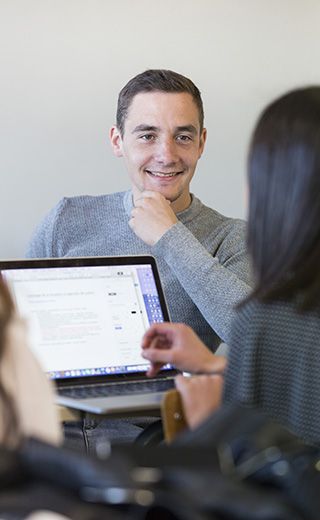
xmin=58 ymin=378 xmax=174 ymax=399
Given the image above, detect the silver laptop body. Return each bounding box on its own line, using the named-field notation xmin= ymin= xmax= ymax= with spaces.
xmin=0 ymin=256 xmax=177 ymax=414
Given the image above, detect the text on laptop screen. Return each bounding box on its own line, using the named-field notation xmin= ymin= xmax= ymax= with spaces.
xmin=2 ymin=264 xmax=166 ymax=380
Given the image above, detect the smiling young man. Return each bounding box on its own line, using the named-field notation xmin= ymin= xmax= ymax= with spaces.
xmin=26 ymin=70 xmax=251 ymax=447
xmin=111 ymin=90 xmax=205 ymax=214
xmin=110 ymin=89 xmax=206 ymax=248
xmin=27 ymin=69 xmax=251 ymax=352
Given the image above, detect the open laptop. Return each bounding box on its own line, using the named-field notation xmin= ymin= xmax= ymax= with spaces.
xmin=0 ymin=256 xmax=177 ymax=414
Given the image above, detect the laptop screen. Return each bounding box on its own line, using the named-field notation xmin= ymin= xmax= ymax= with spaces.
xmin=0 ymin=257 xmax=170 ymax=381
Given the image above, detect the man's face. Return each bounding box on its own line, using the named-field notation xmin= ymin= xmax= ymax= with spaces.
xmin=110 ymin=91 xmax=206 ymax=213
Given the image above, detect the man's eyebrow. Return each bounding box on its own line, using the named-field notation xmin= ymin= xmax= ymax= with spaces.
xmin=132 ymin=124 xmax=199 ymax=135
xmin=132 ymin=125 xmax=159 ymax=134
xmin=175 ymin=125 xmax=198 ymax=135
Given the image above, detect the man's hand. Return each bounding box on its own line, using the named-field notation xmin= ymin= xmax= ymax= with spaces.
xmin=141 ymin=322 xmax=227 ymax=376
xmin=175 ymin=374 xmax=223 ymax=429
xmin=129 ymin=191 xmax=178 ymax=246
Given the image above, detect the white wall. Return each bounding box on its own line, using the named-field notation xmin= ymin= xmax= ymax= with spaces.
xmin=1 ymin=0 xmax=320 ymax=258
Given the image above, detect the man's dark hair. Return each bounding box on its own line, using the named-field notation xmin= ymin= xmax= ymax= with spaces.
xmin=247 ymin=86 xmax=320 ymax=310
xmin=116 ymin=69 xmax=204 ymax=136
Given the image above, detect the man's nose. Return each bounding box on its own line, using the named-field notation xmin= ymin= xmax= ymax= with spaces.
xmin=154 ymin=139 xmax=179 ymax=164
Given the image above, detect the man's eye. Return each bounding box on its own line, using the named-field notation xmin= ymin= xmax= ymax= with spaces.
xmin=176 ymin=135 xmax=192 ymax=142
xmin=140 ymin=134 xmax=155 ymax=141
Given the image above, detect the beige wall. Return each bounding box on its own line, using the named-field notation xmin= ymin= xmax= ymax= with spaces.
xmin=1 ymin=0 xmax=320 ymax=258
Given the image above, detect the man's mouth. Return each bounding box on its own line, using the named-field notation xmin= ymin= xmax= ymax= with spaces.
xmin=145 ymin=169 xmax=182 ymax=178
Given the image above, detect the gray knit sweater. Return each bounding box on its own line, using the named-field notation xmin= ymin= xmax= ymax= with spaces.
xmin=224 ymin=299 xmax=320 ymax=445
xmin=26 ymin=190 xmax=252 ymax=350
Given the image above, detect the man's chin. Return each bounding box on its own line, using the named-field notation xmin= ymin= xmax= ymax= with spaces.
xmin=153 ymin=189 xmax=181 ymax=203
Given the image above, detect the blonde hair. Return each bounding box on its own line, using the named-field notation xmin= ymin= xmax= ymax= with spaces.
xmin=0 ymin=276 xmax=19 ymax=443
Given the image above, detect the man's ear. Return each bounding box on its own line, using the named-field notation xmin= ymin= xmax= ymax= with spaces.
xmin=198 ymin=128 xmax=207 ymax=158
xmin=109 ymin=126 xmax=123 ymax=157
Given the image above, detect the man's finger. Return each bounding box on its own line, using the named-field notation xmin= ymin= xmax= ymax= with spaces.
xmin=142 ymin=348 xmax=172 ymax=364
xmin=146 ymin=362 xmax=163 ymax=377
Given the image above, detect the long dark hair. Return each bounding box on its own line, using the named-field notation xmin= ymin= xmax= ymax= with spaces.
xmin=0 ymin=276 xmax=19 ymax=442
xmin=247 ymin=87 xmax=320 ymax=310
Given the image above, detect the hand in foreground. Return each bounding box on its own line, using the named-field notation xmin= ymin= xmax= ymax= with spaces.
xmin=141 ymin=322 xmax=227 ymax=376
xmin=175 ymin=373 xmax=223 ymax=430
xmin=129 ymin=191 xmax=178 ymax=246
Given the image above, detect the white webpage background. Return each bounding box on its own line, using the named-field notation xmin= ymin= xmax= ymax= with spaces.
xmin=4 ymin=266 xmax=150 ymax=372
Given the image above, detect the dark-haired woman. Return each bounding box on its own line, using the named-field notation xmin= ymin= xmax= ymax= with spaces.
xmin=0 ymin=277 xmax=61 ymax=446
xmin=141 ymin=87 xmax=320 ymax=445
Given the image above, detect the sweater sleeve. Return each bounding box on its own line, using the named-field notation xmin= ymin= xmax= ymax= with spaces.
xmin=26 ymin=199 xmax=67 ymax=258
xmin=153 ymin=221 xmax=252 ymax=345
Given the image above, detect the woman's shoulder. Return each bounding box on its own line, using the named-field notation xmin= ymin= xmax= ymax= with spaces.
xmin=234 ymin=298 xmax=320 ymax=340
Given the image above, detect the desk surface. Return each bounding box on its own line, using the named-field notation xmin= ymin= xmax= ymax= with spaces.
xmin=57 ymin=405 xmax=80 ymax=422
